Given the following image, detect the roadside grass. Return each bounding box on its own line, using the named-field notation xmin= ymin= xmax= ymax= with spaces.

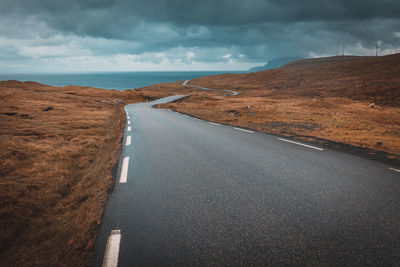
xmin=153 ymin=54 xmax=400 ymax=157
xmin=1 ymin=53 xmax=399 ymax=265
xmin=0 ymin=81 xmax=143 ymax=266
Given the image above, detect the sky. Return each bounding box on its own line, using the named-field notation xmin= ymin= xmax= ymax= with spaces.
xmin=0 ymin=0 xmax=399 ymax=73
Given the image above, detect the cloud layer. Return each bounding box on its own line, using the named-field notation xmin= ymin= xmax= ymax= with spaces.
xmin=0 ymin=0 xmax=399 ymax=72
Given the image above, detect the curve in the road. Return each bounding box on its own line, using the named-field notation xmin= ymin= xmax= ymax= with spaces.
xmin=182 ymin=80 xmax=238 ymax=96
xmin=94 ymin=95 xmax=400 ymax=267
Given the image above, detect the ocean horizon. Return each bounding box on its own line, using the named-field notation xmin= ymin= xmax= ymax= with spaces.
xmin=0 ymin=71 xmax=246 ymax=90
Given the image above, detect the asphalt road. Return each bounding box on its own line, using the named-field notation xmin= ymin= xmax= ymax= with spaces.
xmin=93 ymin=96 xmax=400 ymax=266
xmin=182 ymin=80 xmax=239 ymax=95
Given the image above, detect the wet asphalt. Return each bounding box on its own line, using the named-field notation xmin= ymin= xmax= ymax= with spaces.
xmin=93 ymin=96 xmax=400 ymax=266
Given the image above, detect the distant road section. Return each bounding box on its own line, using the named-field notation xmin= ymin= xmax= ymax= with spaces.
xmin=94 ymin=96 xmax=400 ymax=266
xmin=182 ymin=80 xmax=239 ymax=95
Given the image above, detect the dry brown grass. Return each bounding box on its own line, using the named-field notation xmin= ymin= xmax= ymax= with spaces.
xmin=1 ymin=53 xmax=399 ymax=265
xmin=0 ymin=81 xmax=144 ymax=266
xmin=153 ymin=54 xmax=400 ymax=157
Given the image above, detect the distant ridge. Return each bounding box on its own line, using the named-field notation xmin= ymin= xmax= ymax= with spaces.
xmin=283 ymin=55 xmax=371 ymax=69
xmin=249 ymin=57 xmax=301 ymax=72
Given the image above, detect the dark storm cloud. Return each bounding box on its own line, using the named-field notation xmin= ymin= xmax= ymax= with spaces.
xmin=2 ymin=0 xmax=400 ymax=26
xmin=0 ymin=0 xmax=399 ymax=68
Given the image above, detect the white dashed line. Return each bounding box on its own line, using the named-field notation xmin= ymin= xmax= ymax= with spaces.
xmin=278 ymin=138 xmax=324 ymax=151
xmin=182 ymin=115 xmax=189 ymax=117
xmin=209 ymin=122 xmax=220 ymax=126
xmin=128 ymin=121 xmax=131 ymax=125
xmin=102 ymin=229 xmax=121 ymax=267
xmin=194 ymin=118 xmax=201 ymax=121
xmin=119 ymin=157 xmax=129 ymax=183
xmin=389 ymin=167 xmax=400 ymax=173
xmin=233 ymin=127 xmax=254 ymax=133
xmin=127 ymin=126 xmax=131 ymax=131
xmin=125 ymin=136 xmax=131 ymax=146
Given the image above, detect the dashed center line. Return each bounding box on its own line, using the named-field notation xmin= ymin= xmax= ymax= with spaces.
xmin=182 ymin=114 xmax=189 ymax=117
xmin=389 ymin=167 xmax=400 ymax=173
xmin=278 ymin=138 xmax=324 ymax=151
xmin=125 ymin=136 xmax=131 ymax=146
xmin=209 ymin=122 xmax=220 ymax=126
xmin=128 ymin=121 xmax=131 ymax=125
xmin=119 ymin=156 xmax=129 ymax=183
xmin=234 ymin=127 xmax=254 ymax=133
xmin=102 ymin=229 xmax=121 ymax=267
xmin=127 ymin=126 xmax=131 ymax=131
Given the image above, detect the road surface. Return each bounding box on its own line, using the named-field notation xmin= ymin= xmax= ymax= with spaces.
xmin=93 ymin=96 xmax=400 ymax=266
xmin=182 ymin=80 xmax=238 ymax=95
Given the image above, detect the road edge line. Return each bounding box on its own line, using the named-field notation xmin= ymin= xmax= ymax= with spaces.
xmin=278 ymin=138 xmax=324 ymax=151
xmin=233 ymin=127 xmax=254 ymax=133
xmin=389 ymin=167 xmax=400 ymax=173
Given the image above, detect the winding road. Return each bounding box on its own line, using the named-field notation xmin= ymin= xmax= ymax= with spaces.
xmin=182 ymin=80 xmax=239 ymax=95
xmin=93 ymin=95 xmax=400 ymax=266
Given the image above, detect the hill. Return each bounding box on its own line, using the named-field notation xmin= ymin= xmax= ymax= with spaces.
xmin=249 ymin=57 xmax=301 ymax=72
xmin=153 ymin=53 xmax=400 ymax=159
xmin=283 ymin=55 xmax=371 ymax=69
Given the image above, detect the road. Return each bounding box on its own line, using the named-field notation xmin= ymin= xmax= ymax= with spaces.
xmin=93 ymin=96 xmax=400 ymax=266
xmin=182 ymin=80 xmax=239 ymax=95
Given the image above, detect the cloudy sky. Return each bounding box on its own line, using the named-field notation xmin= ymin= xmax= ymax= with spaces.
xmin=0 ymin=0 xmax=399 ymax=72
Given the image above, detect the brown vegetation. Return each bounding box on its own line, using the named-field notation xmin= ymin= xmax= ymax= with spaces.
xmin=154 ymin=54 xmax=400 ymax=158
xmin=0 ymin=81 xmax=143 ymax=266
xmin=1 ymin=53 xmax=399 ymax=266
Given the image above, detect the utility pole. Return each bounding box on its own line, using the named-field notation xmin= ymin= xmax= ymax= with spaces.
xmin=376 ymin=43 xmax=379 ymax=57
xmin=336 ymin=44 xmax=339 ymax=56
xmin=342 ymin=45 xmax=345 ymax=56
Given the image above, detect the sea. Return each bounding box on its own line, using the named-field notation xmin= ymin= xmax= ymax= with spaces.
xmin=0 ymin=71 xmax=245 ymax=90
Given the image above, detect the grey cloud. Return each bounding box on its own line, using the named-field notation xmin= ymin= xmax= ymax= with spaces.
xmin=0 ymin=0 xmax=399 ymax=69
xmin=3 ymin=0 xmax=400 ymax=25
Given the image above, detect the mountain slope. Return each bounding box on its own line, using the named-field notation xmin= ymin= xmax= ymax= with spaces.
xmin=249 ymin=57 xmax=301 ymax=72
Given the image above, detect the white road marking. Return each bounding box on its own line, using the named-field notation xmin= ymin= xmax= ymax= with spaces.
xmin=182 ymin=114 xmax=189 ymax=117
xmin=128 ymin=121 xmax=131 ymax=125
xmin=278 ymin=138 xmax=324 ymax=151
xmin=126 ymin=136 xmax=131 ymax=146
xmin=127 ymin=126 xmax=131 ymax=131
xmin=182 ymin=80 xmax=189 ymax=86
xmin=389 ymin=167 xmax=400 ymax=173
xmin=194 ymin=118 xmax=201 ymax=121
xmin=209 ymin=122 xmax=220 ymax=126
xmin=234 ymin=127 xmax=254 ymax=133
xmin=102 ymin=229 xmax=121 ymax=267
xmin=119 ymin=157 xmax=129 ymax=183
